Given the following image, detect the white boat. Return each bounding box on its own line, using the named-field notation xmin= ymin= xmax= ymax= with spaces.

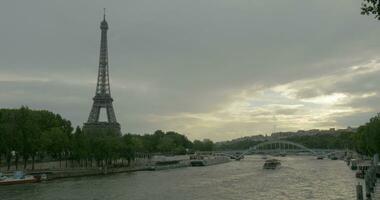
xmin=0 ymin=171 xmax=39 ymax=185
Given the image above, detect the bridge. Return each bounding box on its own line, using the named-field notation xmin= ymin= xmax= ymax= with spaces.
xmin=210 ymin=140 xmax=351 ymax=160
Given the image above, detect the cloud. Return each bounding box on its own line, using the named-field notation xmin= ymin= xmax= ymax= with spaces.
xmin=149 ymin=59 xmax=380 ymax=141
xmin=1 ymin=1 xmax=380 ymax=141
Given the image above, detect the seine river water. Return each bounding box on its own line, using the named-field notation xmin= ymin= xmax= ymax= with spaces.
xmin=0 ymin=156 xmax=357 ymax=200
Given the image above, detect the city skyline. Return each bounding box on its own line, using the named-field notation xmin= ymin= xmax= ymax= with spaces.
xmin=1 ymin=1 xmax=380 ymax=141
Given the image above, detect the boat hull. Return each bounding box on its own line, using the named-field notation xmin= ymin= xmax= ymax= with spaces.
xmin=190 ymin=157 xmax=230 ymax=167
xmin=0 ymin=178 xmax=38 ymax=185
xmin=263 ymin=159 xmax=281 ymax=169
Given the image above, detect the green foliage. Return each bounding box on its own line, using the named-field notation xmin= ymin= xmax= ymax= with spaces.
xmin=361 ymin=0 xmax=380 ymax=20
xmin=41 ymin=127 xmax=69 ymax=161
xmin=215 ymin=132 xmax=360 ymax=152
xmin=215 ymin=114 xmax=380 ymax=157
xmin=2 ymin=107 xmax=379 ymax=169
xmin=0 ymin=107 xmax=214 ymax=169
xmin=354 ymin=113 xmax=380 ymax=155
xmin=193 ymin=139 xmax=214 ymax=151
xmin=286 ymin=132 xmax=356 ymax=150
xmin=123 ymin=130 xmax=193 ymax=155
xmin=0 ymin=107 xmax=73 ymax=169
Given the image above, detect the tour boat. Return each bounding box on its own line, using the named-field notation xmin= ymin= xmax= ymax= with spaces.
xmin=263 ymin=159 xmax=281 ymax=169
xmin=0 ymin=171 xmax=39 ymax=185
xmin=190 ymin=153 xmax=230 ymax=166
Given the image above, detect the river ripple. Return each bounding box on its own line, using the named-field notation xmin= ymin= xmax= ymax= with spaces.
xmin=0 ymin=156 xmax=357 ymax=200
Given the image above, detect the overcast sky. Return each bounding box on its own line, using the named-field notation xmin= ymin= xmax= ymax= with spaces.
xmin=1 ymin=0 xmax=380 ymax=141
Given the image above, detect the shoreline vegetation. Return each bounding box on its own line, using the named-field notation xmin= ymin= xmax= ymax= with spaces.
xmin=0 ymin=107 xmax=213 ymax=173
xmin=0 ymin=106 xmax=380 ymax=180
xmin=215 ymin=115 xmax=380 ymax=156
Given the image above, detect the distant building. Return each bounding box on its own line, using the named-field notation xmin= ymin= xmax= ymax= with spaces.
xmin=270 ymin=127 xmax=357 ymax=139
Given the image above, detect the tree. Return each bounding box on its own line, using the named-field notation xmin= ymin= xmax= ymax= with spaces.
xmin=157 ymin=136 xmax=176 ymax=153
xmin=71 ymin=126 xmax=90 ymax=167
xmin=0 ymin=109 xmax=16 ymax=170
xmin=120 ymin=134 xmax=135 ymax=166
xmin=25 ymin=112 xmax=42 ymax=170
xmin=361 ymin=0 xmax=380 ymax=20
xmin=354 ymin=113 xmax=380 ymax=155
xmin=193 ymin=139 xmax=214 ymax=151
xmin=41 ymin=127 xmax=69 ymax=168
xmin=0 ymin=114 xmax=5 ymax=168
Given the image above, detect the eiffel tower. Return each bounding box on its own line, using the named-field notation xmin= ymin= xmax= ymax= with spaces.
xmin=83 ymin=10 xmax=121 ymax=134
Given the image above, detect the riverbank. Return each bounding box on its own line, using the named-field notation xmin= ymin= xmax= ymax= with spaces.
xmin=44 ymin=166 xmax=152 ymax=180
xmin=1 ymin=166 xmax=153 ymax=182
xmin=1 ymin=155 xmax=232 ymax=182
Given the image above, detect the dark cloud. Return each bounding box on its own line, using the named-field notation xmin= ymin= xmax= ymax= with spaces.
xmin=1 ymin=0 xmax=380 ymax=140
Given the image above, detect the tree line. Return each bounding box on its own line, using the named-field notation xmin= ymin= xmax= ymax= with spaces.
xmin=0 ymin=107 xmax=214 ymax=170
xmin=353 ymin=113 xmax=380 ymax=155
xmin=0 ymin=107 xmax=73 ymax=170
xmin=1 ymin=107 xmax=379 ymax=171
xmin=361 ymin=0 xmax=380 ymax=20
xmin=215 ymin=114 xmax=380 ymax=156
xmin=214 ymin=133 xmax=357 ymax=152
xmin=287 ymin=114 xmax=380 ymax=156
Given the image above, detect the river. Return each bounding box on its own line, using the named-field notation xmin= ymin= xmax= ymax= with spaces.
xmin=0 ymin=156 xmax=357 ymax=200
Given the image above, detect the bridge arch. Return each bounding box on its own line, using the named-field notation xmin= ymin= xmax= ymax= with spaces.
xmin=239 ymin=140 xmax=317 ymax=157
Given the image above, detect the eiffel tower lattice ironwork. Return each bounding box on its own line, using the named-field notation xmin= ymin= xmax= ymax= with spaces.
xmin=83 ymin=10 xmax=121 ymax=134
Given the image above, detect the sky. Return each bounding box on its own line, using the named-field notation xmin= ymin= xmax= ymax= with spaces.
xmin=1 ymin=0 xmax=380 ymax=141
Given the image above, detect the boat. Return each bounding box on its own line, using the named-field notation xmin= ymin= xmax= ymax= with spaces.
xmin=262 ymin=155 xmax=268 ymax=160
xmin=350 ymin=159 xmax=358 ymax=170
xmin=356 ymin=170 xmax=365 ymax=179
xmin=263 ymin=159 xmax=281 ymax=169
xmin=330 ymin=156 xmax=338 ymax=160
xmin=316 ymin=155 xmax=324 ymax=160
xmin=150 ymin=159 xmax=189 ymax=170
xmin=234 ymin=157 xmax=242 ymax=161
xmin=0 ymin=171 xmax=39 ymax=185
xmin=190 ymin=153 xmax=230 ymax=166
xmin=279 ymin=153 xmax=286 ymax=157
xmin=358 ymin=161 xmax=371 ymax=171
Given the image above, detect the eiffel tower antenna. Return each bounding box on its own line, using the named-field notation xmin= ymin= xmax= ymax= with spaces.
xmin=83 ymin=11 xmax=121 ymax=134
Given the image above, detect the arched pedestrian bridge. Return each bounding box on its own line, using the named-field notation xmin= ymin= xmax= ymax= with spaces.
xmin=242 ymin=140 xmax=316 ymax=156
xmin=212 ymin=140 xmax=347 ymax=160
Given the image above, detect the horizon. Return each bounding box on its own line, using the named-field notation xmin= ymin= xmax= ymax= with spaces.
xmin=1 ymin=0 xmax=380 ymax=141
